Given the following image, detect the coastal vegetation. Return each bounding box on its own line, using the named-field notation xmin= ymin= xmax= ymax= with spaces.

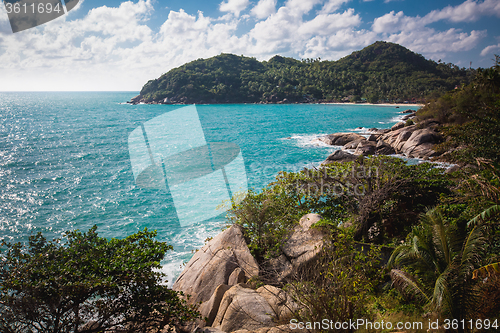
xmin=136 ymin=41 xmax=472 ymax=104
xmin=222 ymin=56 xmax=500 ymax=331
xmin=0 ymin=227 xmax=199 ymax=333
xmin=2 ymin=48 xmax=499 ymax=332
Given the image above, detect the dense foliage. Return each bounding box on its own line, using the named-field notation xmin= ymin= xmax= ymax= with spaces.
xmin=286 ymin=230 xmax=383 ymax=331
xmin=0 ymin=226 xmax=199 ymax=333
xmin=139 ymin=41 xmax=472 ymax=104
xmin=418 ymin=55 xmax=500 ymax=164
xmin=228 ymin=57 xmax=500 ymax=328
xmin=230 ymin=156 xmax=451 ymax=261
xmin=389 ymin=207 xmax=500 ymax=324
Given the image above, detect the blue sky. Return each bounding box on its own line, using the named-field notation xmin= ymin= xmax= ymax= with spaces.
xmin=0 ymin=0 xmax=499 ymax=91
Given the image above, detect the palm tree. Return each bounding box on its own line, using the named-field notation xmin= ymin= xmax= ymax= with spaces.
xmin=388 ymin=208 xmax=487 ymax=331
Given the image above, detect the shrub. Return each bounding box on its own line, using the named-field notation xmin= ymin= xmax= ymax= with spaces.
xmin=0 ymin=226 xmax=199 ymax=333
xmin=285 ymin=230 xmax=384 ymax=332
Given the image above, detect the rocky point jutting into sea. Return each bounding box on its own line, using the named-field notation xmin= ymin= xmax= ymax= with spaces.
xmin=169 ymin=108 xmax=454 ymax=333
xmin=318 ymin=109 xmax=447 ymax=163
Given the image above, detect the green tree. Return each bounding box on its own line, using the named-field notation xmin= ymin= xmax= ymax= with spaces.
xmin=0 ymin=226 xmax=199 ymax=333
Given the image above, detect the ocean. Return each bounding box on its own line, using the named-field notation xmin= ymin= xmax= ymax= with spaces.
xmin=0 ymin=92 xmax=419 ymax=284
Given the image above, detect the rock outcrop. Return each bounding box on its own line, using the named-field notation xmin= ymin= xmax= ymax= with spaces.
xmin=173 ymin=225 xmax=259 ymax=305
xmin=318 ymin=117 xmax=443 ymax=162
xmin=212 ymin=284 xmax=275 ymax=332
xmin=318 ymin=132 xmax=366 ymax=146
xmin=173 ymin=222 xmax=303 ymax=333
xmin=324 ymin=150 xmax=358 ymax=163
xmin=267 ymin=214 xmax=325 ymax=282
xmin=354 ymin=140 xmax=377 ymax=156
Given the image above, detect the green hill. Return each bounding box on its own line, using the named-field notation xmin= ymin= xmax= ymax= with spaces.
xmin=135 ymin=41 xmax=473 ymax=104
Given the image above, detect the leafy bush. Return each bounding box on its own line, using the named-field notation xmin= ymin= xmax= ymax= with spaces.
xmin=285 ymin=229 xmax=383 ymax=332
xmin=417 ymin=55 xmax=500 ymax=164
xmin=0 ymin=226 xmax=199 ymax=333
xmin=230 ymin=156 xmax=452 ymax=260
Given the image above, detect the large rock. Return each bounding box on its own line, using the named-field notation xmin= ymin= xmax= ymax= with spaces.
xmin=256 ymin=285 xmax=298 ymax=320
xmin=401 ymin=128 xmax=442 ymax=157
xmin=196 ymin=328 xmax=227 ymax=333
xmin=269 ymin=214 xmax=325 ymax=282
xmin=376 ymin=140 xmax=395 ymax=155
xmin=401 ymin=114 xmax=415 ymax=121
xmin=354 ymin=140 xmax=377 ymax=156
xmin=393 ymin=127 xmax=416 ymax=152
xmin=391 ymin=122 xmax=405 ymax=131
xmin=173 ymin=225 xmax=259 ymax=305
xmin=319 ymin=132 xmax=366 ymax=146
xmin=406 ymin=142 xmax=440 ymax=159
xmin=323 ymin=150 xmax=357 ymax=163
xmin=213 ymin=284 xmax=275 ymax=332
xmin=343 ymin=138 xmax=366 ymax=150
xmin=379 ymin=125 xmax=415 ymax=146
xmin=199 ymin=284 xmax=232 ymax=326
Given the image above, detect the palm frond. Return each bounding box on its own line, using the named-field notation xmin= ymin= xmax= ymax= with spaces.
xmin=459 ymin=225 xmax=486 ymax=278
xmin=472 ymin=262 xmax=500 ymax=280
xmin=390 ymin=269 xmax=431 ymax=304
xmin=467 ymin=205 xmax=500 ymax=228
xmin=421 ymin=208 xmax=453 ymax=272
xmin=430 ymin=267 xmax=454 ymax=316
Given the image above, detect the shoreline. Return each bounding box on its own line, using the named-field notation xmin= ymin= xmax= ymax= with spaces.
xmin=129 ymin=100 xmax=426 ymax=107
xmin=322 ymin=102 xmax=425 ymax=107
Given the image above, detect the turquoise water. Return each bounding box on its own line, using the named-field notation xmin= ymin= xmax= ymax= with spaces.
xmin=0 ymin=92 xmax=418 ymax=284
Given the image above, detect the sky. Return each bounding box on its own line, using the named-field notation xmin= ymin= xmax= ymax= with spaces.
xmin=0 ymin=0 xmax=499 ymax=91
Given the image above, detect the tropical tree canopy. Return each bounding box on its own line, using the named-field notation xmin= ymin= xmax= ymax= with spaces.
xmin=0 ymin=226 xmax=199 ymax=333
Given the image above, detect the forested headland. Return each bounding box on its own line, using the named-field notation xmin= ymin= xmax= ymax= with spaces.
xmin=132 ymin=41 xmax=473 ymax=105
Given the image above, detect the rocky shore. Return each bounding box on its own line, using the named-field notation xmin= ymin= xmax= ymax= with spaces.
xmin=126 ymin=94 xmax=423 ymax=106
xmin=318 ymin=110 xmax=446 ymax=163
xmin=172 ymin=215 xmax=328 ymax=333
xmin=169 ymin=110 xmax=452 ymax=333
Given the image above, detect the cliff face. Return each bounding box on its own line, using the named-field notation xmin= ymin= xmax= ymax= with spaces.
xmin=129 ymin=41 xmax=472 ymax=105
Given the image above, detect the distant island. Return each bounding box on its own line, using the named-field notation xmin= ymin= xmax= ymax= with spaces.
xmin=129 ymin=41 xmax=473 ymax=105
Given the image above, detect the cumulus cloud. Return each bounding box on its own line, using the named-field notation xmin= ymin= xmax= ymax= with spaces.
xmin=250 ymin=0 xmax=277 ymax=19
xmin=481 ymin=43 xmax=500 ymax=56
xmin=388 ymin=29 xmax=486 ymax=57
xmin=318 ymin=0 xmax=351 ymax=14
xmin=423 ymin=0 xmax=500 ymax=24
xmin=247 ymin=1 xmax=367 ymax=59
xmin=0 ymin=0 xmax=497 ymax=91
xmin=219 ymin=0 xmax=250 ymax=17
xmin=371 ymin=1 xmax=494 ymax=60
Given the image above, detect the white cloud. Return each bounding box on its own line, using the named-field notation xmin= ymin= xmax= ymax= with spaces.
xmin=250 ymin=0 xmax=277 ymax=19
xmin=318 ymin=0 xmax=350 ymax=14
xmin=0 ymin=0 xmax=497 ymax=91
xmin=372 ymin=11 xmax=408 ymax=34
xmin=423 ymin=0 xmax=500 ymax=24
xmin=481 ymin=43 xmax=500 ymax=56
xmin=219 ymin=0 xmax=250 ymax=17
xmin=387 ymin=28 xmax=487 ymax=59
xmin=247 ymin=2 xmax=364 ymax=58
xmin=374 ymin=0 xmax=500 ymax=35
xmin=371 ymin=1 xmax=495 ymax=61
